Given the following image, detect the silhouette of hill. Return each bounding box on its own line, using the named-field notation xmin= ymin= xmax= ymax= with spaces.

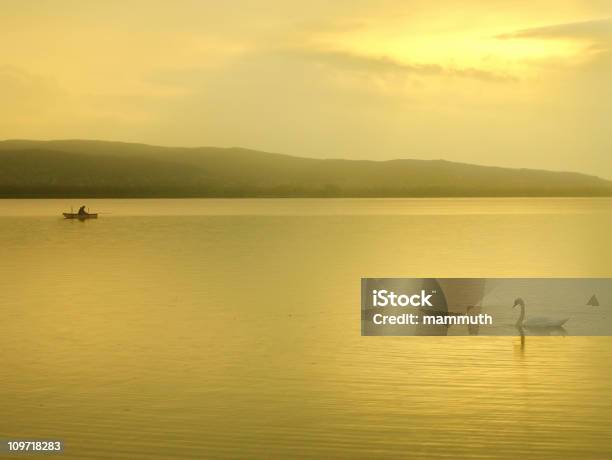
xmin=0 ymin=139 xmax=610 ymax=197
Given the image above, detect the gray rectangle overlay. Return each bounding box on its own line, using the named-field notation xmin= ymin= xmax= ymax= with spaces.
xmin=361 ymin=278 xmax=612 ymax=336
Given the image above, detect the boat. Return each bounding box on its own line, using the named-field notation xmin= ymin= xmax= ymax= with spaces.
xmin=63 ymin=212 xmax=98 ymax=219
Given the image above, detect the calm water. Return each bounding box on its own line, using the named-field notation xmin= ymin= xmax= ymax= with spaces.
xmin=1 ymin=198 xmax=611 ymax=459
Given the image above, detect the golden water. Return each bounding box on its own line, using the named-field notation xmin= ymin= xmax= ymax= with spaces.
xmin=1 ymin=198 xmax=611 ymax=459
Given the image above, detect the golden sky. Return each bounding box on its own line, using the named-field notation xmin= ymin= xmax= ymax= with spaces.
xmin=1 ymin=1 xmax=611 ymax=177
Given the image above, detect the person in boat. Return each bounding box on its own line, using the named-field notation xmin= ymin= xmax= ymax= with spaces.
xmin=78 ymin=205 xmax=87 ymax=216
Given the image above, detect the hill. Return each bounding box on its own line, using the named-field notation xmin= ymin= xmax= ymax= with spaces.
xmin=0 ymin=140 xmax=610 ymax=197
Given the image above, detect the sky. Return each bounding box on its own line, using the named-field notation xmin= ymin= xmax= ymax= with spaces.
xmin=1 ymin=0 xmax=611 ymax=178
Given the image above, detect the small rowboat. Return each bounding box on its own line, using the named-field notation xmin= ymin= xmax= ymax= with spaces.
xmin=63 ymin=212 xmax=98 ymax=219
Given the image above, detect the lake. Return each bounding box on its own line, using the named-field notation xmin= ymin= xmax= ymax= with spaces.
xmin=1 ymin=198 xmax=611 ymax=459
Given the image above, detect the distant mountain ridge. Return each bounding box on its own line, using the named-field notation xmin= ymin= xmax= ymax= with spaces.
xmin=0 ymin=139 xmax=610 ymax=197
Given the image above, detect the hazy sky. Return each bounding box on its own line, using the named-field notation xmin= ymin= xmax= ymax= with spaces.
xmin=1 ymin=1 xmax=611 ymax=177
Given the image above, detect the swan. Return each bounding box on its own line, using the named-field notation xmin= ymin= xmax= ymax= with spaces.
xmin=513 ymin=298 xmax=569 ymax=328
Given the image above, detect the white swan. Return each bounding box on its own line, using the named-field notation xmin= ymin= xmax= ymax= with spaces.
xmin=513 ymin=298 xmax=569 ymax=328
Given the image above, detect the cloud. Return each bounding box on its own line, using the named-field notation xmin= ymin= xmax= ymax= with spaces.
xmin=277 ymin=48 xmax=516 ymax=82
xmin=497 ymin=17 xmax=612 ymax=43
xmin=0 ymin=66 xmax=65 ymax=118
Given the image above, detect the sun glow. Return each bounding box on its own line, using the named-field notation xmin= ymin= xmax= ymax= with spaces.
xmin=324 ymin=29 xmax=590 ymax=77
